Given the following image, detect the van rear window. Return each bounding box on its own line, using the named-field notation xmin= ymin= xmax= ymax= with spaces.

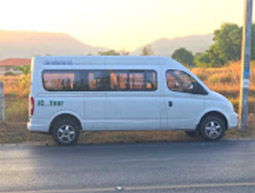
xmin=43 ymin=70 xmax=157 ymax=91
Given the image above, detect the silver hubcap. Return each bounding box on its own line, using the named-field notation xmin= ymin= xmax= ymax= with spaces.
xmin=57 ymin=124 xmax=76 ymax=144
xmin=205 ymin=121 xmax=222 ymax=139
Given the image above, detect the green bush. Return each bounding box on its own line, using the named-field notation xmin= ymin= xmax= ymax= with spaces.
xmin=4 ymin=71 xmax=16 ymax=76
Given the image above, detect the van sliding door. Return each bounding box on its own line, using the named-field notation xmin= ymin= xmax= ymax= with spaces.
xmin=105 ymin=68 xmax=161 ymax=131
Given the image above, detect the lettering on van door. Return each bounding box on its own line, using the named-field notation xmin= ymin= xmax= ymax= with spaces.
xmin=37 ymin=100 xmax=64 ymax=107
xmin=50 ymin=100 xmax=64 ymax=107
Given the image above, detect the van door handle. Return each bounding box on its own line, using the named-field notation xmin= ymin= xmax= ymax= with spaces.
xmin=168 ymin=101 xmax=173 ymax=107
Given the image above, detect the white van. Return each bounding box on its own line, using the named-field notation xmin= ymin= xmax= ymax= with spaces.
xmin=27 ymin=56 xmax=238 ymax=145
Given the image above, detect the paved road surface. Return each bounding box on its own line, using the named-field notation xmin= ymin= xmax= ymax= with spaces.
xmin=1 ymin=140 xmax=255 ymax=193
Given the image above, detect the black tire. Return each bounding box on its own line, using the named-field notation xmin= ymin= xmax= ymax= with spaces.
xmin=185 ymin=131 xmax=198 ymax=137
xmin=51 ymin=117 xmax=80 ymax=146
xmin=199 ymin=116 xmax=226 ymax=141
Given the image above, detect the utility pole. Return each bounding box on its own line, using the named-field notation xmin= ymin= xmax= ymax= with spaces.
xmin=0 ymin=82 xmax=5 ymax=123
xmin=239 ymin=0 xmax=253 ymax=131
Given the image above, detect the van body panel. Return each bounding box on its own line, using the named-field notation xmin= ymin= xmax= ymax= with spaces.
xmin=104 ymin=61 xmax=161 ymax=130
xmin=163 ymin=91 xmax=206 ymax=129
xmin=105 ymin=93 xmax=161 ymax=130
xmin=83 ymin=93 xmax=107 ymax=130
xmin=196 ymin=107 xmax=238 ymax=130
xmin=161 ymin=63 xmax=206 ymax=130
xmin=49 ymin=110 xmax=84 ymax=127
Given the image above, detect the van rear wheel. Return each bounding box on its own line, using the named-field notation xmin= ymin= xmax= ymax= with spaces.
xmin=51 ymin=118 xmax=80 ymax=146
xmin=199 ymin=116 xmax=225 ymax=141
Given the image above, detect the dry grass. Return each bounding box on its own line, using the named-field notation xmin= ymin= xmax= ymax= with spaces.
xmin=192 ymin=61 xmax=255 ymax=113
xmin=0 ymin=122 xmax=201 ymax=145
xmin=0 ymin=122 xmax=52 ymax=144
xmin=192 ymin=61 xmax=255 ymax=92
xmin=0 ymin=74 xmax=30 ymax=97
xmin=0 ymin=119 xmax=254 ymax=145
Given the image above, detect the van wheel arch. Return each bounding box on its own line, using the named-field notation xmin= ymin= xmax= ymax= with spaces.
xmin=50 ymin=114 xmax=82 ymax=134
xmin=197 ymin=111 xmax=228 ymax=131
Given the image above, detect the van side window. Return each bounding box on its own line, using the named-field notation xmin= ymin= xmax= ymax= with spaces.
xmin=129 ymin=71 xmax=145 ymax=90
xmin=166 ymin=70 xmax=207 ymax=95
xmin=43 ymin=70 xmax=157 ymax=91
xmin=43 ymin=70 xmax=82 ymax=91
xmin=119 ymin=72 xmax=128 ymax=90
xmin=108 ymin=70 xmax=157 ymax=91
xmin=88 ymin=71 xmax=108 ymax=91
xmin=109 ymin=71 xmax=129 ymax=90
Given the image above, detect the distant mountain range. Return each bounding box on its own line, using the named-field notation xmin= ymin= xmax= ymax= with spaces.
xmin=131 ymin=34 xmax=214 ymax=56
xmin=0 ymin=30 xmax=213 ymax=60
xmin=0 ymin=30 xmax=109 ymax=60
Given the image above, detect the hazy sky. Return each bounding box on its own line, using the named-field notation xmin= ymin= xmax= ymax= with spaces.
xmin=0 ymin=0 xmax=254 ymax=51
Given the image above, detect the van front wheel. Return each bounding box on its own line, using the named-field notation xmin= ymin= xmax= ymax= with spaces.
xmin=51 ymin=118 xmax=80 ymax=146
xmin=199 ymin=116 xmax=225 ymax=141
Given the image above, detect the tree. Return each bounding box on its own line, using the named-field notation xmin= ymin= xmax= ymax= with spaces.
xmin=120 ymin=49 xmax=130 ymax=56
xmin=172 ymin=47 xmax=194 ymax=68
xmin=195 ymin=23 xmax=244 ymax=67
xmin=194 ymin=52 xmax=211 ymax=68
xmin=13 ymin=64 xmax=31 ymax=97
xmin=98 ymin=50 xmax=120 ymax=55
xmin=212 ymin=23 xmax=242 ymax=63
xmin=140 ymin=45 xmax=154 ymax=56
xmin=15 ymin=64 xmax=31 ymax=75
xmin=195 ymin=47 xmax=226 ymax=68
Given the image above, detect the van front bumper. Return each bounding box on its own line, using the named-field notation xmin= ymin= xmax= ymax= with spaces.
xmin=228 ymin=112 xmax=238 ymax=129
xmin=27 ymin=121 xmax=50 ymax=133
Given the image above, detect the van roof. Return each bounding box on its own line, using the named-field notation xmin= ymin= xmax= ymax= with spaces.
xmin=34 ymin=55 xmax=169 ymax=60
xmin=33 ymin=55 xmax=182 ymax=67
